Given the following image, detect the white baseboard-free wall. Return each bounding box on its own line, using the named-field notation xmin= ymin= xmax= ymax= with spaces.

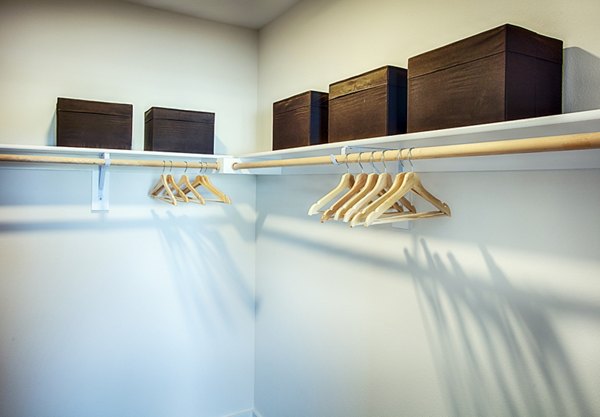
xmin=0 ymin=0 xmax=258 ymax=154
xmin=0 ymin=2 xmax=259 ymax=416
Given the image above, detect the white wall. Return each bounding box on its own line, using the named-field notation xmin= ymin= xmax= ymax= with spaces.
xmin=0 ymin=2 xmax=258 ymax=417
xmin=0 ymin=0 xmax=258 ymax=154
xmin=0 ymin=166 xmax=257 ymax=417
xmin=257 ymin=0 xmax=600 ymax=151
xmin=254 ymin=171 xmax=600 ymax=417
xmin=255 ymin=1 xmax=600 ymax=416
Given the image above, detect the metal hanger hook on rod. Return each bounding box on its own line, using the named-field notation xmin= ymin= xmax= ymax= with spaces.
xmin=357 ymin=152 xmax=365 ymax=173
xmin=397 ymin=147 xmax=405 ymax=171
xmin=369 ymin=151 xmax=379 ymax=174
xmin=381 ymin=150 xmax=389 ymax=173
xmin=407 ymin=148 xmax=415 ymax=172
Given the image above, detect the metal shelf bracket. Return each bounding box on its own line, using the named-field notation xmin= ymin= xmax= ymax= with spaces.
xmin=92 ymin=152 xmax=111 ymax=212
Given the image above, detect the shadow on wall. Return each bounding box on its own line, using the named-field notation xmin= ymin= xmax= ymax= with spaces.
xmin=151 ymin=211 xmax=257 ymax=332
xmin=46 ymin=112 xmax=56 ymax=146
xmin=563 ymin=47 xmax=600 ymax=113
xmin=405 ymin=240 xmax=597 ymax=417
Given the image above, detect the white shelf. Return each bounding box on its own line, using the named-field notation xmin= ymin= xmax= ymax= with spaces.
xmin=0 ymin=143 xmax=226 ymax=160
xmin=2 ymin=110 xmax=600 ymax=174
xmin=236 ymin=109 xmax=600 ymax=174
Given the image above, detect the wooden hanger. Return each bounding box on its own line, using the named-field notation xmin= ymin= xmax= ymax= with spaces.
xmin=177 ymin=162 xmax=206 ymax=205
xmin=348 ymin=172 xmax=401 ymax=226
xmin=191 ymin=162 xmax=231 ymax=204
xmin=321 ymin=152 xmax=374 ymax=222
xmin=308 ymin=154 xmax=354 ymax=215
xmin=321 ymin=172 xmax=367 ymax=222
xmin=361 ymin=148 xmax=449 ymax=226
xmin=344 ymin=151 xmax=414 ymax=223
xmin=334 ymin=172 xmax=378 ymax=220
xmin=333 ymin=152 xmax=403 ymax=220
xmin=149 ymin=161 xmax=179 ymax=205
xmin=363 ymin=172 xmax=451 ymax=226
xmin=168 ymin=173 xmax=189 ymax=203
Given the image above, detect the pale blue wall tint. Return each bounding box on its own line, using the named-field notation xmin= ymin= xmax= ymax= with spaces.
xmin=0 ymin=167 xmax=257 ymax=417
xmin=254 ymin=171 xmax=600 ymax=417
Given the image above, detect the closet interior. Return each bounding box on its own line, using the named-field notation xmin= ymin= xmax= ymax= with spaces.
xmin=1 ymin=1 xmax=599 ymax=417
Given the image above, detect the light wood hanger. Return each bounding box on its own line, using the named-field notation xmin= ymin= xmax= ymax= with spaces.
xmin=165 ymin=161 xmax=188 ymax=203
xmin=363 ymin=172 xmax=450 ymax=225
xmin=321 ymin=172 xmax=367 ymax=222
xmin=362 ymin=154 xmax=451 ymax=226
xmin=150 ymin=161 xmax=178 ymax=205
xmin=344 ymin=150 xmax=414 ymax=223
xmin=335 ymin=172 xmax=378 ymax=220
xmin=307 ymin=153 xmax=354 ymax=216
xmin=334 ymin=151 xmax=393 ymax=220
xmin=191 ymin=162 xmax=232 ymax=204
xmin=321 ymin=152 xmax=372 ymax=222
xmin=177 ymin=162 xmax=206 ymax=205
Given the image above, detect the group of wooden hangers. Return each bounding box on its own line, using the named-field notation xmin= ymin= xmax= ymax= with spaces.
xmin=308 ymin=149 xmax=451 ymax=226
xmin=150 ymin=161 xmax=231 ymax=205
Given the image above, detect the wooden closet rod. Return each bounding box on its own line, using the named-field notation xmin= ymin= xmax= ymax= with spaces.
xmin=0 ymin=154 xmax=220 ymax=170
xmin=232 ymin=132 xmax=600 ymax=170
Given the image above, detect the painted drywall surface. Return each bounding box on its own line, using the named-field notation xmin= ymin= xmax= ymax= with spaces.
xmin=257 ymin=0 xmax=600 ymax=151
xmin=0 ymin=166 xmax=257 ymax=417
xmin=254 ymin=171 xmax=600 ymax=417
xmin=0 ymin=0 xmax=258 ymax=154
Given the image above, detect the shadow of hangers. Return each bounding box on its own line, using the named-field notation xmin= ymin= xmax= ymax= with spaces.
xmin=405 ymin=239 xmax=596 ymax=417
xmin=150 ymin=211 xmax=257 ymax=335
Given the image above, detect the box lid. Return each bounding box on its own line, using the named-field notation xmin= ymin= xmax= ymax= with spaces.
xmin=145 ymin=107 xmax=215 ymax=123
xmin=57 ymin=97 xmax=132 ymax=116
xmin=329 ymin=66 xmax=407 ymax=100
xmin=408 ymin=24 xmax=563 ymax=79
xmin=273 ymin=91 xmax=328 ymax=114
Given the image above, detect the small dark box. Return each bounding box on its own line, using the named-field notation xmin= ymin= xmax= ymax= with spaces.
xmin=144 ymin=107 xmax=215 ymax=154
xmin=328 ymin=66 xmax=407 ymax=143
xmin=273 ymin=91 xmax=328 ymax=150
xmin=407 ymin=24 xmax=563 ymax=133
xmin=56 ymin=97 xmax=132 ymax=149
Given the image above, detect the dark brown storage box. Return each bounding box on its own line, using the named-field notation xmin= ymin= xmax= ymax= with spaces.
xmin=407 ymin=24 xmax=563 ymax=133
xmin=145 ymin=107 xmax=215 ymax=154
xmin=328 ymin=66 xmax=407 ymax=142
xmin=273 ymin=91 xmax=328 ymax=150
xmin=56 ymin=98 xmax=132 ymax=149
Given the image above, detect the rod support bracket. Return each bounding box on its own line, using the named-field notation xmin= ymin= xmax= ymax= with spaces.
xmin=92 ymin=152 xmax=111 ymax=212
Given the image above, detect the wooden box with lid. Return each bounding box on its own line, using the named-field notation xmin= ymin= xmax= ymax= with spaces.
xmin=144 ymin=107 xmax=215 ymax=154
xmin=407 ymin=24 xmax=563 ymax=133
xmin=328 ymin=66 xmax=407 ymax=142
xmin=56 ymin=97 xmax=133 ymax=149
xmin=272 ymin=91 xmax=329 ymax=150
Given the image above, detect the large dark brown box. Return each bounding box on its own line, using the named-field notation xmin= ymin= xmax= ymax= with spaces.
xmin=145 ymin=107 xmax=215 ymax=154
xmin=407 ymin=24 xmax=563 ymax=133
xmin=273 ymin=91 xmax=328 ymax=150
xmin=328 ymin=66 xmax=407 ymax=142
xmin=56 ymin=98 xmax=132 ymax=149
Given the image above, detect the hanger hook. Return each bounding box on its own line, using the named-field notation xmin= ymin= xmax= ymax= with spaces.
xmin=161 ymin=160 xmax=166 ymax=174
xmin=357 ymin=152 xmax=365 ymax=173
xmin=184 ymin=161 xmax=188 ymax=174
xmin=407 ymin=148 xmax=415 ymax=172
xmin=369 ymin=151 xmax=376 ymax=173
xmin=344 ymin=152 xmax=350 ymax=173
xmin=397 ymin=147 xmax=405 ymax=171
xmin=381 ymin=150 xmax=388 ymax=173
xmin=168 ymin=160 xmax=173 ymax=174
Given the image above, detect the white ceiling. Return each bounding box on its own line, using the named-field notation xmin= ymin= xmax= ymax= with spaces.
xmin=125 ymin=0 xmax=302 ymax=29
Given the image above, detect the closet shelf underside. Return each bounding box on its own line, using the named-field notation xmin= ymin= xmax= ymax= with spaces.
xmin=2 ymin=109 xmax=600 ymax=174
